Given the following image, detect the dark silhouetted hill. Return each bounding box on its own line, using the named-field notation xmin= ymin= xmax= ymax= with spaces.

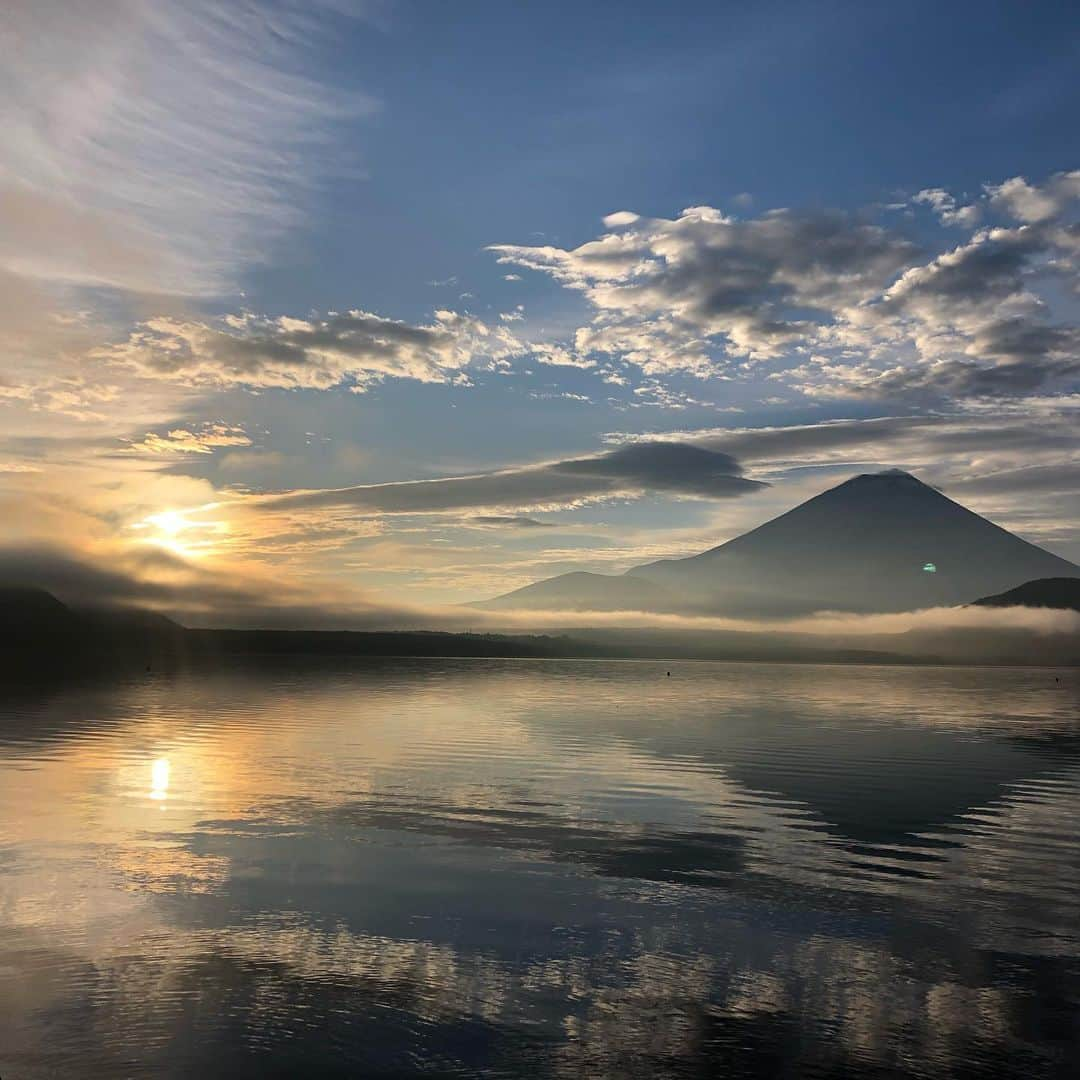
xmin=0 ymin=586 xmax=187 ymax=673
xmin=972 ymin=577 xmax=1080 ymax=612
xmin=0 ymin=586 xmax=80 ymax=634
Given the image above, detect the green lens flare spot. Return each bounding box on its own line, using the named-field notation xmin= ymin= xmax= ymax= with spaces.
xmin=923 ymin=562 xmax=937 ymax=573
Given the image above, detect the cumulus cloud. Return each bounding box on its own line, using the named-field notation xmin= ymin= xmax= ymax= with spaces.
xmin=794 ymin=218 xmax=1080 ymax=401
xmin=912 ymin=188 xmax=980 ymax=228
xmin=259 ymin=442 xmax=765 ymax=515
xmin=985 ymin=170 xmax=1080 ymax=223
xmin=490 ymin=171 xmax=1080 ymax=403
xmin=100 ymin=309 xmax=524 ymax=391
xmin=491 ymin=205 xmax=919 ymax=373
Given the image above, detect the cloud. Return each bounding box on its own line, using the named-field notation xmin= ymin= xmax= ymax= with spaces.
xmin=912 ymin=188 xmax=980 ymax=228
xmin=124 ymin=424 xmax=252 ymax=456
xmin=259 ymin=442 xmax=765 ymax=515
xmin=0 ymin=0 xmax=374 ymax=298
xmin=618 ymin=410 xmax=1080 ymax=478
xmin=792 ymin=219 xmax=1080 ymax=401
xmin=602 ymin=211 xmax=641 ymax=228
xmin=100 ymin=309 xmax=525 ymax=391
xmin=0 ymin=1 xmax=378 ymax=430
xmin=490 ymin=171 xmax=1080 ymax=403
xmin=0 ymin=542 xmax=442 ymax=629
xmin=476 ymin=602 xmax=1080 ymax=640
xmin=985 ymin=170 xmax=1080 ymax=223
xmin=468 ymin=516 xmax=555 ymax=529
xmin=491 ymin=205 xmax=918 ymax=373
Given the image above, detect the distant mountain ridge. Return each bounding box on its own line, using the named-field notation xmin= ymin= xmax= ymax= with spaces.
xmin=972 ymin=578 xmax=1080 ymax=612
xmin=478 ymin=470 xmax=1080 ymax=616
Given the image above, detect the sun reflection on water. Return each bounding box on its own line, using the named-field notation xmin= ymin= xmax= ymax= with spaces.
xmin=149 ymin=757 xmax=170 ymax=802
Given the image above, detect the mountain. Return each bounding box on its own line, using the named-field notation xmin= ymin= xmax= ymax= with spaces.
xmin=972 ymin=577 xmax=1080 ymax=612
xmin=0 ymin=586 xmax=80 ymax=634
xmin=478 ymin=470 xmax=1080 ymax=616
xmin=481 ymin=570 xmax=681 ymax=614
xmin=0 ymin=586 xmax=188 ymax=674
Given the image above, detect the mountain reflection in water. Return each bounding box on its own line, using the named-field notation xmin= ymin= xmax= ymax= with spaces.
xmin=1 ymin=659 xmax=1078 ymax=1078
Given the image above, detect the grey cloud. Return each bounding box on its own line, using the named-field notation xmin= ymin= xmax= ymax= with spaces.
xmin=617 ymin=411 xmax=1080 ymax=485
xmin=491 ymin=206 xmax=920 ymax=370
xmin=968 ymin=318 xmax=1079 ymax=364
xmin=694 ymin=413 xmax=1080 ymax=467
xmin=878 ymin=226 xmax=1040 ymax=314
xmin=491 ymin=173 xmax=1080 ymax=403
xmin=469 ymin=516 xmax=555 ymax=528
xmin=791 ymin=218 xmax=1080 ymax=402
xmin=555 ymin=443 xmax=760 ymax=498
xmin=985 ymin=171 xmax=1080 ymax=223
xmin=261 ymin=441 xmax=765 ymax=515
xmin=808 ymin=355 xmax=1080 ymax=403
xmin=691 ymin=416 xmax=942 ymax=462
xmin=941 ymin=464 xmax=1080 ymax=497
xmin=101 ymin=309 xmax=523 ymax=391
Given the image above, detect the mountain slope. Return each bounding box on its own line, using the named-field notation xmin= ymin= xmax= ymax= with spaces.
xmin=477 ymin=570 xmax=682 ymax=613
xmin=972 ymin=577 xmax=1080 ymax=612
xmin=479 ymin=470 xmax=1079 ymax=616
xmin=0 ymin=586 xmax=83 ymax=636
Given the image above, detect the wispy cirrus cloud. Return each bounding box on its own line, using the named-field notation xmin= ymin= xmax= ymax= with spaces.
xmin=0 ymin=0 xmax=380 ymax=429
xmin=1 ymin=0 xmax=376 ymax=298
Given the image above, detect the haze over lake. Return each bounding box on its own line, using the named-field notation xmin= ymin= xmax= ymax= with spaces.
xmin=2 ymin=659 xmax=1078 ymax=1078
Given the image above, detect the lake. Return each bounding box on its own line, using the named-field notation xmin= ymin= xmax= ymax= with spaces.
xmin=1 ymin=659 xmax=1078 ymax=1078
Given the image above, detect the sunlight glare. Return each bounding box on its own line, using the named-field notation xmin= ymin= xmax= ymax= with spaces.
xmin=133 ymin=507 xmax=224 ymax=559
xmin=149 ymin=757 xmax=171 ymax=802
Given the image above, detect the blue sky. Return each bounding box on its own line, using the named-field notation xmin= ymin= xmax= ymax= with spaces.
xmin=1 ymin=0 xmax=1078 ymax=624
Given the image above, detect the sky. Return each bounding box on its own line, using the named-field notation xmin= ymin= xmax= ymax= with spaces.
xmin=1 ymin=0 xmax=1079 ymax=627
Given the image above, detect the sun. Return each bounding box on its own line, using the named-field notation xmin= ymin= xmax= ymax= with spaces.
xmin=133 ymin=507 xmax=224 ymax=559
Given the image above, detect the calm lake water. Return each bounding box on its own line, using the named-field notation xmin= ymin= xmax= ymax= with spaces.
xmin=1 ymin=659 xmax=1078 ymax=1078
